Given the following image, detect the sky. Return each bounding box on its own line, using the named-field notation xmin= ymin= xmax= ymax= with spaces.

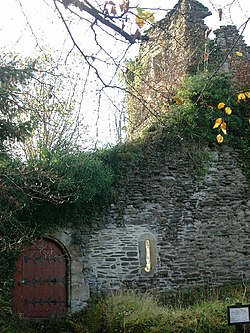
xmin=1 ymin=1 xmax=249 ymax=52
xmin=0 ymin=0 xmax=249 ymax=148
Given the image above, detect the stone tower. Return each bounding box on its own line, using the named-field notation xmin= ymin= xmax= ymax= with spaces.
xmin=127 ymin=0 xmax=212 ymax=139
xmin=211 ymin=25 xmax=250 ymax=77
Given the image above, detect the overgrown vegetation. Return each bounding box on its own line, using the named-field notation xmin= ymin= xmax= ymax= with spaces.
xmin=137 ymin=72 xmax=250 ymax=180
xmin=1 ymin=284 xmax=249 ymax=333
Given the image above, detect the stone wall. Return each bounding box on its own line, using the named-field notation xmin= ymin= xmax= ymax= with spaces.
xmin=55 ymin=145 xmax=250 ymax=311
xmin=52 ymin=229 xmax=89 ymax=312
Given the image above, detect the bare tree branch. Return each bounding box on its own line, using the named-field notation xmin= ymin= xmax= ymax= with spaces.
xmin=56 ymin=0 xmax=142 ymax=44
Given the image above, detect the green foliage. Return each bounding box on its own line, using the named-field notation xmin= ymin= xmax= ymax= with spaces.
xmin=164 ymin=72 xmax=233 ymax=142
xmin=96 ymin=142 xmax=144 ymax=181
xmin=0 ymin=150 xmax=114 ymax=228
xmin=181 ymin=72 xmax=234 ymax=106
xmin=122 ymin=57 xmax=144 ymax=86
xmin=0 ymin=55 xmax=35 ymax=152
xmin=0 ymin=288 xmax=12 ymax=322
xmin=150 ymin=72 xmax=250 ymax=180
xmin=42 ymin=151 xmax=114 ymax=220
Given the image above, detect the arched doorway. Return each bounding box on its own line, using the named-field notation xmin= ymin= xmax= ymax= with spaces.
xmin=12 ymin=238 xmax=69 ymax=318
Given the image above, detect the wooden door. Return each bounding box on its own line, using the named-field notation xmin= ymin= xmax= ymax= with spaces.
xmin=12 ymin=238 xmax=68 ymax=318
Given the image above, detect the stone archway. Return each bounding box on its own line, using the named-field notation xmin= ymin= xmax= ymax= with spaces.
xmin=12 ymin=238 xmax=70 ymax=318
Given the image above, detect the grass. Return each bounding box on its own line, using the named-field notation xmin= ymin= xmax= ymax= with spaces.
xmin=1 ymin=284 xmax=250 ymax=333
xmin=82 ymin=284 xmax=250 ymax=333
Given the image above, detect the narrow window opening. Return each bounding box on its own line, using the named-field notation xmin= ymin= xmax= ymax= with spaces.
xmin=139 ymin=232 xmax=157 ymax=276
xmin=144 ymin=239 xmax=151 ymax=272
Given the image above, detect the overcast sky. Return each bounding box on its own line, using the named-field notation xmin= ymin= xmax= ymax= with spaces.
xmin=1 ymin=0 xmax=249 ymax=53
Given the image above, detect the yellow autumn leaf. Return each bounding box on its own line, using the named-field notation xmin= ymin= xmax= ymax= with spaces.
xmin=213 ymin=117 xmax=223 ymax=129
xmin=235 ymin=51 xmax=243 ymax=57
xmin=225 ymin=106 xmax=232 ymax=115
xmin=217 ymin=102 xmax=225 ymax=109
xmin=249 ymin=118 xmax=250 ymax=124
xmin=244 ymin=92 xmax=250 ymax=98
xmin=173 ymin=97 xmax=184 ymax=105
xmin=216 ymin=134 xmax=224 ymax=143
xmin=136 ymin=7 xmax=155 ymax=25
xmin=135 ymin=16 xmax=145 ymax=28
xmin=220 ymin=121 xmax=227 ymax=134
xmin=238 ymin=93 xmax=246 ymax=101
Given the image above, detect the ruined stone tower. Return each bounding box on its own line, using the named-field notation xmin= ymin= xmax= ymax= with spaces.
xmin=127 ymin=0 xmax=250 ymax=139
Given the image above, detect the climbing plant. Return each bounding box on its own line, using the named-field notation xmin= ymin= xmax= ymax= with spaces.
xmin=212 ymin=92 xmax=250 ymax=144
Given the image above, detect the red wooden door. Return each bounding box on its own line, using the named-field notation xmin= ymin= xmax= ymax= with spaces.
xmin=12 ymin=238 xmax=68 ymax=318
